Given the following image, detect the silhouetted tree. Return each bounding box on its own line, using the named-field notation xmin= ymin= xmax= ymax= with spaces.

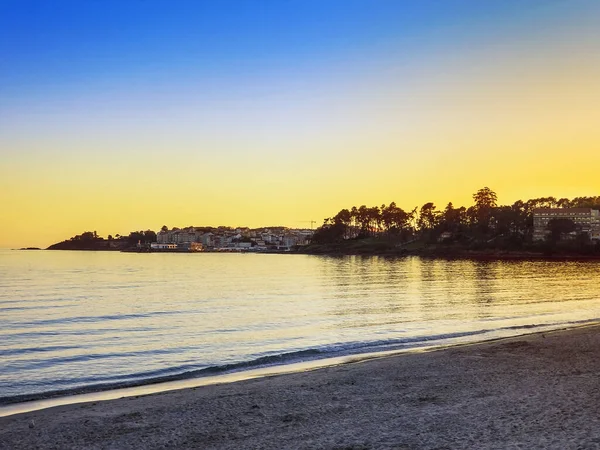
xmin=80 ymin=231 xmax=96 ymax=241
xmin=547 ymin=218 xmax=576 ymax=242
xmin=312 ymin=189 xmax=600 ymax=251
xmin=357 ymin=205 xmax=370 ymax=236
xmin=417 ymin=202 xmax=438 ymax=231
xmin=311 ymin=222 xmax=347 ymax=244
xmin=332 ymin=209 xmax=352 ymax=239
xmin=381 ymin=202 xmax=410 ymax=235
xmin=473 ymin=187 xmax=498 ymax=232
xmin=144 ymin=230 xmax=157 ymax=242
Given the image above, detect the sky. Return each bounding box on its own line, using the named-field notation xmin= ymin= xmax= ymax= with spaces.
xmin=1 ymin=0 xmax=599 ymax=248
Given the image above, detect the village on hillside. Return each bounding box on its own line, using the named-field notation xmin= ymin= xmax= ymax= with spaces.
xmin=45 ymin=226 xmax=314 ymax=253
xmin=151 ymin=226 xmax=314 ymax=252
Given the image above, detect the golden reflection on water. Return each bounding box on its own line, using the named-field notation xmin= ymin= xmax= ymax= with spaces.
xmin=1 ymin=250 xmax=600 ymax=400
xmin=318 ymin=255 xmax=600 ymax=330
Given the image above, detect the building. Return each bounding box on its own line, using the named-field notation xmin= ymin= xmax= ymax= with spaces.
xmin=156 ymin=225 xmax=314 ymax=251
xmin=157 ymin=227 xmax=202 ymax=244
xmin=179 ymin=242 xmax=204 ymax=252
xmin=150 ymin=243 xmax=178 ymax=250
xmin=150 ymin=242 xmax=203 ymax=252
xmin=533 ymin=208 xmax=600 ymax=241
xmin=199 ymin=232 xmax=214 ymax=247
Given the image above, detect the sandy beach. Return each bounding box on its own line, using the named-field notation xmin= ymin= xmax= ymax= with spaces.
xmin=3 ymin=325 xmax=600 ymax=449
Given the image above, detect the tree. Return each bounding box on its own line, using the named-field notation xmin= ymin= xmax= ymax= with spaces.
xmin=367 ymin=206 xmax=381 ymax=234
xmin=80 ymin=231 xmax=96 ymax=241
xmin=493 ymin=206 xmax=516 ymax=236
xmin=509 ymin=200 xmax=528 ymax=235
xmin=332 ymin=209 xmax=351 ymax=239
xmin=333 ymin=209 xmax=351 ymax=226
xmin=547 ymin=218 xmax=576 ymax=242
xmin=417 ymin=202 xmax=438 ymax=231
xmin=350 ymin=206 xmax=359 ymax=231
xmin=441 ymin=202 xmax=458 ymax=232
xmin=311 ymin=222 xmax=347 ymax=244
xmin=357 ymin=205 xmax=371 ymax=236
xmin=472 ymin=187 xmax=498 ymax=231
xmin=161 ymin=225 xmax=168 ymax=232
xmin=144 ymin=230 xmax=157 ymax=243
xmin=127 ymin=231 xmax=144 ymax=244
xmin=126 ymin=230 xmax=157 ymax=245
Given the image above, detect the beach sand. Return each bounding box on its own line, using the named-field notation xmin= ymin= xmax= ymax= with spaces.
xmin=3 ymin=325 xmax=600 ymax=449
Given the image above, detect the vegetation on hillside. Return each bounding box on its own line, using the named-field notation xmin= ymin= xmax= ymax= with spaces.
xmin=308 ymin=188 xmax=600 ymax=256
xmin=47 ymin=230 xmax=157 ymax=250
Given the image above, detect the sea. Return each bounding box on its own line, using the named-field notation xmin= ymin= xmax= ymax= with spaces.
xmin=1 ymin=249 xmax=599 ymax=406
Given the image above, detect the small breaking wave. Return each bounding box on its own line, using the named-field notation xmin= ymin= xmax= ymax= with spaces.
xmin=1 ymin=319 xmax=593 ymax=406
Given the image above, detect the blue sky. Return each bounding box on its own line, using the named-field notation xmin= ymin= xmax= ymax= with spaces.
xmin=2 ymin=0 xmax=600 ymax=247
xmin=0 ymin=0 xmax=573 ymax=97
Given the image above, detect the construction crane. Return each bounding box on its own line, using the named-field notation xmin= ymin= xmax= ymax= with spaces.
xmin=298 ymin=220 xmax=317 ymax=229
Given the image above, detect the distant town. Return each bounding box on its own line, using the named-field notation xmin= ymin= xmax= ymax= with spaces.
xmin=46 ymin=226 xmax=315 ymax=253
xmin=152 ymin=226 xmax=314 ymax=252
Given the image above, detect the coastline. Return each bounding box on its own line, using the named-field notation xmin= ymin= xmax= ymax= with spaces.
xmin=36 ymin=246 xmax=600 ymax=260
xmin=1 ymin=320 xmax=592 ymax=411
xmin=3 ymin=323 xmax=600 ymax=449
xmin=297 ymin=243 xmax=600 ymax=260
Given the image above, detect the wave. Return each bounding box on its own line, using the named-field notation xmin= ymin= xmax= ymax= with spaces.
xmin=0 ymin=345 xmax=81 ymax=357
xmin=3 ymin=309 xmax=195 ymax=329
xmin=2 ymin=318 xmax=594 ymax=406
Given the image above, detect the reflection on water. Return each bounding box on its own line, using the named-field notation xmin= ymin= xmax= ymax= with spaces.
xmin=1 ymin=250 xmax=599 ymax=400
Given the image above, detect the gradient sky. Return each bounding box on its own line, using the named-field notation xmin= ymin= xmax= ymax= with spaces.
xmin=1 ymin=0 xmax=599 ymax=248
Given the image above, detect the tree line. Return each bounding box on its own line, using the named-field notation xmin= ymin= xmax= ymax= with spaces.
xmin=311 ymin=188 xmax=600 ymax=247
xmin=70 ymin=230 xmax=157 ymax=244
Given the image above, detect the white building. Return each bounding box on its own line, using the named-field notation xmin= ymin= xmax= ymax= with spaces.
xmin=150 ymin=243 xmax=178 ymax=250
xmin=157 ymin=227 xmax=202 ymax=244
xmin=533 ymin=208 xmax=600 ymax=241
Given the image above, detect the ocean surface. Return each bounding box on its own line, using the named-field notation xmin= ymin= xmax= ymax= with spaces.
xmin=1 ymin=249 xmax=600 ymax=403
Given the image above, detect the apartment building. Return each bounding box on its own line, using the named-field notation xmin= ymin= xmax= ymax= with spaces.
xmin=533 ymin=208 xmax=600 ymax=241
xmin=157 ymin=227 xmax=202 ymax=244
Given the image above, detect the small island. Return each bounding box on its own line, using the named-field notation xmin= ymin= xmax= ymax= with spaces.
xmin=46 ymin=227 xmax=313 ymax=253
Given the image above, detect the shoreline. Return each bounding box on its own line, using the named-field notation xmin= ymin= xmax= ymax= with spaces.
xmin=299 ymin=246 xmax=600 ymax=260
xmin=34 ymin=246 xmax=600 ymax=260
xmin=4 ymin=323 xmax=600 ymax=448
xmin=1 ymin=320 xmax=592 ymax=414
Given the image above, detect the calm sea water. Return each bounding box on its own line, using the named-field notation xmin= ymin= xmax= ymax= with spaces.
xmin=1 ymin=249 xmax=599 ymax=402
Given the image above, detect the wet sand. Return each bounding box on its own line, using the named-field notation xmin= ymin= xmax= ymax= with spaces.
xmin=2 ymin=325 xmax=600 ymax=449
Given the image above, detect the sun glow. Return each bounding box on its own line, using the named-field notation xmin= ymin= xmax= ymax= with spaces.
xmin=1 ymin=1 xmax=599 ymax=248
